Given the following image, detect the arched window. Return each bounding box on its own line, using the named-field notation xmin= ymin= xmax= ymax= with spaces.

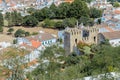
xmin=75 ymin=39 xmax=77 ymax=44
xmin=94 ymin=36 xmax=96 ymax=42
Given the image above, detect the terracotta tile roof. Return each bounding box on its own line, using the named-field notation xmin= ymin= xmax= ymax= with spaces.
xmin=30 ymin=40 xmax=41 ymax=48
xmin=0 ymin=0 xmax=2 ymax=4
xmin=64 ymin=0 xmax=74 ymax=3
xmin=114 ymin=10 xmax=120 ymax=14
xmin=101 ymin=31 xmax=120 ymax=40
xmin=26 ymin=33 xmax=56 ymax=42
xmin=104 ymin=26 xmax=114 ymax=32
xmin=20 ymin=43 xmax=35 ymax=51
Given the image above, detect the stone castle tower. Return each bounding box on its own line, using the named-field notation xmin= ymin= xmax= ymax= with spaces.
xmin=64 ymin=25 xmax=99 ymax=55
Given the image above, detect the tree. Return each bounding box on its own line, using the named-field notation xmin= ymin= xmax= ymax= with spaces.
xmin=58 ymin=2 xmax=70 ymax=19
xmin=7 ymin=28 xmax=14 ymax=34
xmin=26 ymin=44 xmax=120 ymax=79
xmin=25 ymin=31 xmax=30 ymax=36
xmin=79 ymin=16 xmax=94 ymax=26
xmin=27 ymin=7 xmax=36 ymax=14
xmin=82 ymin=0 xmax=93 ymax=3
xmin=54 ymin=21 xmax=64 ymax=29
xmin=62 ymin=18 xmax=77 ymax=28
xmin=14 ymin=29 xmax=25 ymax=37
xmin=29 ymin=45 xmax=66 ymax=79
xmin=90 ymin=8 xmax=102 ymax=18
xmin=13 ymin=39 xmax=17 ymax=44
xmin=42 ymin=19 xmax=55 ymax=28
xmin=113 ymin=2 xmax=120 ymax=7
xmin=65 ymin=53 xmax=81 ymax=66
xmin=108 ymin=0 xmax=117 ymax=4
xmin=68 ymin=0 xmax=89 ymax=19
xmin=97 ymin=18 xmax=101 ymax=24
xmin=0 ymin=13 xmax=4 ymax=27
xmin=1 ymin=48 xmax=28 ymax=80
xmin=23 ymin=15 xmax=38 ymax=27
xmin=11 ymin=11 xmax=23 ymax=26
xmin=49 ymin=3 xmax=58 ymax=18
xmin=5 ymin=12 xmax=13 ymax=27
xmin=32 ymin=10 xmax=43 ymax=21
xmin=5 ymin=11 xmax=23 ymax=26
xmin=0 ymin=26 xmax=3 ymax=32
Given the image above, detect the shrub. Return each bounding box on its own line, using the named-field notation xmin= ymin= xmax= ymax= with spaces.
xmin=25 ymin=32 xmax=30 ymax=36
xmin=13 ymin=39 xmax=17 ymax=44
xmin=14 ymin=29 xmax=25 ymax=37
xmin=7 ymin=28 xmax=14 ymax=34
xmin=31 ymin=32 xmax=39 ymax=35
xmin=0 ymin=26 xmax=3 ymax=32
xmin=42 ymin=19 xmax=55 ymax=28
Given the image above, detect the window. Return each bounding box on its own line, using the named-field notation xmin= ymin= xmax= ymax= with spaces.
xmin=50 ymin=40 xmax=52 ymax=43
xmin=45 ymin=41 xmax=47 ymax=44
xmin=94 ymin=36 xmax=96 ymax=42
xmin=75 ymin=39 xmax=77 ymax=44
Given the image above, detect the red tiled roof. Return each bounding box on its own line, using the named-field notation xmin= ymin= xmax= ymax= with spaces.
xmin=20 ymin=43 xmax=35 ymax=51
xmin=114 ymin=10 xmax=120 ymax=14
xmin=26 ymin=33 xmax=56 ymax=42
xmin=105 ymin=26 xmax=114 ymax=32
xmin=0 ymin=0 xmax=2 ymax=4
xmin=101 ymin=31 xmax=120 ymax=40
xmin=30 ymin=40 xmax=41 ymax=48
xmin=64 ymin=0 xmax=74 ymax=3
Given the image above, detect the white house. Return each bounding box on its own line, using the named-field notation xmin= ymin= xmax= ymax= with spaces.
xmin=17 ymin=31 xmax=57 ymax=47
xmin=0 ymin=42 xmax=11 ymax=50
xmin=98 ymin=31 xmax=120 ymax=47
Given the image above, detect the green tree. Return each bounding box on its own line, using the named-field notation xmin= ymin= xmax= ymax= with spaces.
xmin=1 ymin=48 xmax=28 ymax=80
xmin=30 ymin=45 xmax=66 ymax=79
xmin=7 ymin=28 xmax=14 ymax=34
xmin=58 ymin=2 xmax=70 ymax=19
xmin=13 ymin=39 xmax=17 ymax=44
xmin=62 ymin=18 xmax=77 ymax=28
xmin=23 ymin=15 xmax=38 ymax=27
xmin=113 ymin=2 xmax=120 ymax=7
xmin=27 ymin=7 xmax=36 ymax=14
xmin=32 ymin=10 xmax=43 ymax=21
xmin=90 ymin=8 xmax=102 ymax=18
xmin=0 ymin=26 xmax=3 ymax=32
xmin=54 ymin=21 xmax=64 ymax=29
xmin=5 ymin=12 xmax=13 ymax=27
xmin=68 ymin=0 xmax=89 ymax=18
xmin=82 ymin=0 xmax=93 ymax=3
xmin=11 ymin=11 xmax=23 ymax=26
xmin=14 ymin=29 xmax=25 ymax=37
xmin=42 ymin=19 xmax=55 ymax=28
xmin=97 ymin=18 xmax=101 ymax=24
xmin=79 ymin=16 xmax=94 ymax=26
xmin=0 ymin=13 xmax=4 ymax=27
xmin=25 ymin=31 xmax=30 ymax=36
xmin=49 ymin=3 xmax=58 ymax=18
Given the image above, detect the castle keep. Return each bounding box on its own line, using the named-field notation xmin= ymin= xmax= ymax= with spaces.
xmin=64 ymin=25 xmax=99 ymax=54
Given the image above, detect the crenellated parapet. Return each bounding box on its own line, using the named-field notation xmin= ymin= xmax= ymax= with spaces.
xmin=64 ymin=25 xmax=99 ymax=54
